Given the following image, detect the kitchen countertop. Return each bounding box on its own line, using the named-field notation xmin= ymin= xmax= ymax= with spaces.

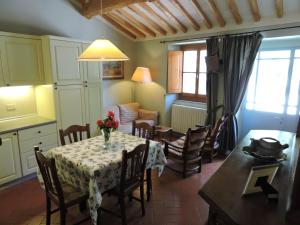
xmin=0 ymin=116 xmax=56 ymax=135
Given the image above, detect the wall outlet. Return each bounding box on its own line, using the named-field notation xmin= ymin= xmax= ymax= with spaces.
xmin=6 ymin=104 xmax=16 ymax=111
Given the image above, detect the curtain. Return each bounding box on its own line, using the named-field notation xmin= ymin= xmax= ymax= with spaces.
xmin=222 ymin=33 xmax=263 ymax=150
xmin=205 ymin=38 xmax=220 ymax=126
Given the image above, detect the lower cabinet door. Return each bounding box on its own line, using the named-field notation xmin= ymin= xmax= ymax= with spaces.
xmin=20 ymin=151 xmax=37 ymax=176
xmin=0 ymin=132 xmax=22 ymax=185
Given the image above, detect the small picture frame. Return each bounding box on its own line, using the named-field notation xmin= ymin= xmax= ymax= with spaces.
xmin=242 ymin=163 xmax=280 ymax=195
xmin=102 ymin=61 xmax=124 ymax=80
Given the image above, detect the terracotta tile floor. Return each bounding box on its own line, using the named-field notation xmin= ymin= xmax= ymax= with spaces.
xmin=0 ymin=159 xmax=223 ymax=225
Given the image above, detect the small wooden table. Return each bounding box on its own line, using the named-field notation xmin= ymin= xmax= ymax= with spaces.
xmin=199 ymin=130 xmax=300 ymax=225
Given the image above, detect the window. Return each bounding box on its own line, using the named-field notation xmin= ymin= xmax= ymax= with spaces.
xmin=246 ymin=48 xmax=300 ymax=115
xmin=181 ymin=45 xmax=207 ymax=102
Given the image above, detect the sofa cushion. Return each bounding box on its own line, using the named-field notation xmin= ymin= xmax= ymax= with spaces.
xmin=105 ymin=105 xmax=120 ymax=122
xmin=118 ymin=102 xmax=140 ymax=124
xmin=118 ymin=123 xmax=132 ymax=134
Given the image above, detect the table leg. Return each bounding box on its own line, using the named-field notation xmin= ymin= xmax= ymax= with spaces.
xmin=146 ymin=169 xmax=152 ymax=201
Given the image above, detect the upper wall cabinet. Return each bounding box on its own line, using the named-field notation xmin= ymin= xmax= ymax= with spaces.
xmin=0 ymin=35 xmax=44 ymax=86
xmin=82 ymin=43 xmax=102 ymax=83
xmin=43 ymin=37 xmax=102 ymax=85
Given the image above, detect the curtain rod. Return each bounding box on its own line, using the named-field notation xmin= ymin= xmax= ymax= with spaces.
xmin=160 ymin=24 xmax=300 ymax=44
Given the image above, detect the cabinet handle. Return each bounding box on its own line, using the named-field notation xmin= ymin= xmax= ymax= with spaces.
xmin=13 ymin=133 xmax=17 ymax=135
xmin=6 ymin=84 xmax=10 ymax=86
xmin=85 ymin=85 xmax=88 ymax=87
xmin=54 ymin=87 xmax=58 ymax=90
xmin=39 ymin=142 xmax=42 ymax=145
xmin=54 ymin=82 xmax=57 ymax=85
xmin=0 ymin=138 xmax=2 ymax=146
xmin=84 ymin=81 xmax=87 ymax=83
xmin=38 ymin=131 xmax=41 ymax=134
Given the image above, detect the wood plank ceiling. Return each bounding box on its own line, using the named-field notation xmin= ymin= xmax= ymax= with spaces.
xmin=79 ymin=0 xmax=289 ymax=40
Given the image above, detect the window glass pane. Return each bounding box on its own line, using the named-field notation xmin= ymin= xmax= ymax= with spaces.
xmin=199 ymin=50 xmax=207 ymax=73
xmin=288 ymin=59 xmax=300 ymax=108
xmin=259 ymin=50 xmax=291 ymax=59
xmin=182 ymin=73 xmax=196 ymax=94
xmin=295 ymin=49 xmax=300 ymax=57
xmin=183 ymin=51 xmax=197 ymax=72
xmin=198 ymin=73 xmax=206 ymax=95
xmin=287 ymin=107 xmax=297 ymax=115
xmin=253 ymin=59 xmax=289 ymax=113
xmin=246 ymin=58 xmax=258 ymax=108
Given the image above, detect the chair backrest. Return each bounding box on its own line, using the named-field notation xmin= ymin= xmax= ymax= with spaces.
xmin=34 ymin=146 xmax=65 ymax=204
xmin=213 ymin=114 xmax=229 ymax=149
xmin=59 ymin=124 xmax=91 ymax=146
xmin=120 ymin=140 xmax=150 ymax=192
xmin=132 ymin=121 xmax=155 ymax=140
xmin=183 ymin=126 xmax=209 ymax=154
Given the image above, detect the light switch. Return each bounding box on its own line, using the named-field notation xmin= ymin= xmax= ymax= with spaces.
xmin=6 ymin=104 xmax=16 ymax=111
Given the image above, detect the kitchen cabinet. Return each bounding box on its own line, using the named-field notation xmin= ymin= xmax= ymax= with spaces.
xmin=54 ymin=85 xmax=86 ymax=131
xmin=18 ymin=123 xmax=58 ymax=176
xmin=0 ymin=34 xmax=44 ymax=86
xmin=0 ymin=132 xmax=22 ymax=185
xmin=84 ymin=83 xmax=102 ymax=136
xmin=43 ymin=36 xmax=103 ymax=136
xmin=82 ymin=43 xmax=102 ymax=83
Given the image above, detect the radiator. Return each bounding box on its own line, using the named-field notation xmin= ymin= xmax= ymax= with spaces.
xmin=171 ymin=104 xmax=207 ymax=133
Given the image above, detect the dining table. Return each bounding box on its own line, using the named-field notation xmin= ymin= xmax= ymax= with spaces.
xmin=38 ymin=131 xmax=167 ymax=225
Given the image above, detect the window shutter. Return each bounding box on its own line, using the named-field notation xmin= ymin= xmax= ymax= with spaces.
xmin=167 ymin=51 xmax=183 ymax=93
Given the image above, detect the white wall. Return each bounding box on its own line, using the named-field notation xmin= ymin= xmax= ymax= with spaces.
xmin=0 ymin=0 xmax=136 ymax=109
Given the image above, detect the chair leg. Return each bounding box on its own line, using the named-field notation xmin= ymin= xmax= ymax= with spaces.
xmin=140 ymin=185 xmax=145 ymax=216
xmin=60 ymin=207 xmax=66 ymax=225
xmin=198 ymin=158 xmax=202 ymax=173
xmin=120 ymin=195 xmax=127 ymax=225
xmin=46 ymin=196 xmax=51 ymax=225
xmin=209 ymin=150 xmax=213 ymax=163
xmin=146 ymin=169 xmax=152 ymax=201
xmin=128 ymin=192 xmax=133 ymax=202
xmin=183 ymin=161 xmax=187 ymax=178
xmin=79 ymin=200 xmax=87 ymax=212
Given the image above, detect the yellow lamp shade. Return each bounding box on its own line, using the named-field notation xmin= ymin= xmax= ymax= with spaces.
xmin=78 ymin=39 xmax=129 ymax=61
xmin=131 ymin=67 xmax=152 ymax=83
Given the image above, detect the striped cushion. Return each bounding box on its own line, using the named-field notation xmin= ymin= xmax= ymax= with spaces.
xmin=119 ymin=102 xmax=140 ymax=124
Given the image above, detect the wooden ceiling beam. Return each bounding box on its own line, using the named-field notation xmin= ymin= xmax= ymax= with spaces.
xmin=275 ymin=0 xmax=283 ymax=18
xmin=227 ymin=0 xmax=242 ymax=24
xmin=207 ymin=0 xmax=225 ymax=27
xmin=106 ymin=13 xmax=146 ymax=38
xmin=127 ymin=5 xmax=167 ymax=35
xmin=82 ymin=0 xmax=154 ymax=18
xmin=139 ymin=2 xmax=177 ymax=34
xmin=102 ymin=14 xmax=137 ymax=39
xmin=248 ymin=0 xmax=261 ymax=21
xmin=153 ymin=0 xmax=187 ymax=33
xmin=116 ymin=8 xmax=156 ymax=37
xmin=190 ymin=0 xmax=212 ymax=29
xmin=173 ymin=0 xmax=200 ymax=31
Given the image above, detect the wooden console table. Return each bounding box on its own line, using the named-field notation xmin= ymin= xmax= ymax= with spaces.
xmin=199 ymin=130 xmax=300 ymax=225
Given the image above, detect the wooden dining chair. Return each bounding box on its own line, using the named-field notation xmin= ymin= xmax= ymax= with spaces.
xmin=34 ymin=146 xmax=89 ymax=225
xmin=132 ymin=121 xmax=155 ymax=201
xmin=200 ymin=114 xmax=229 ymax=162
xmin=59 ymin=123 xmax=91 ymax=146
xmin=132 ymin=121 xmax=155 ymax=140
xmin=162 ymin=126 xmax=209 ymax=178
xmin=99 ymin=140 xmax=150 ymax=225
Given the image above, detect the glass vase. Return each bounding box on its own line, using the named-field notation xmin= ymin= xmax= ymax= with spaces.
xmin=102 ymin=129 xmax=111 ymax=149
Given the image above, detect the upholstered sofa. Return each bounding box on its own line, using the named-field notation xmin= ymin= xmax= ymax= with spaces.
xmin=106 ymin=102 xmax=159 ymax=134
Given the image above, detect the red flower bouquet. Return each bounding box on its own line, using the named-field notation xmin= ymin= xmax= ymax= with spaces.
xmin=97 ymin=111 xmax=119 ymax=142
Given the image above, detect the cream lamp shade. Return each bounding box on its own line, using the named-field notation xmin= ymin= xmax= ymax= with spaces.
xmin=78 ymin=39 xmax=129 ymax=61
xmin=131 ymin=67 xmax=152 ymax=83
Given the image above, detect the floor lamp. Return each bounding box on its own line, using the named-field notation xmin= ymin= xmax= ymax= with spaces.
xmin=131 ymin=67 xmax=152 ymax=102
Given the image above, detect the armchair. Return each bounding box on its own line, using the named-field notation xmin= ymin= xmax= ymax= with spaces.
xmin=105 ymin=102 xmax=159 ymax=134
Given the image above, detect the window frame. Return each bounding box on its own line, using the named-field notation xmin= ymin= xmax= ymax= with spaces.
xmin=246 ymin=46 xmax=300 ymax=115
xmin=179 ymin=44 xmax=207 ymax=103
